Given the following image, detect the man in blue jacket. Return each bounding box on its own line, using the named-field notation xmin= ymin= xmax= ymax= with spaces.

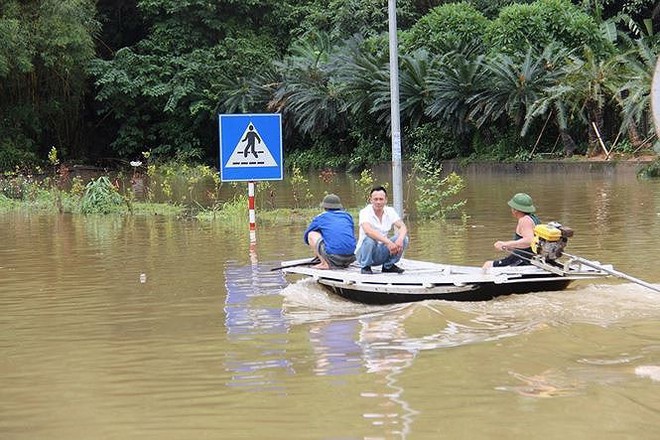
xmin=304 ymin=194 xmax=356 ymax=270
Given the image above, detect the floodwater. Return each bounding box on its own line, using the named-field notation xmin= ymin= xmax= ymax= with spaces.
xmin=2 ymin=164 xmax=660 ymax=439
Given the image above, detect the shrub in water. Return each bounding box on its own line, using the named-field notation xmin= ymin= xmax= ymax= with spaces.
xmin=80 ymin=177 xmax=124 ymax=214
xmin=413 ymin=160 xmax=467 ymax=220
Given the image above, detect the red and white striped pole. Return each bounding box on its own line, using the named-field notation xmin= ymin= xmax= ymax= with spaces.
xmin=248 ymin=181 xmax=256 ymax=243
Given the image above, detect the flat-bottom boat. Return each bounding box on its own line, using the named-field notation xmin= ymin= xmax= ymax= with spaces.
xmin=279 ymin=223 xmax=660 ymax=304
xmin=279 ymin=257 xmax=612 ymax=305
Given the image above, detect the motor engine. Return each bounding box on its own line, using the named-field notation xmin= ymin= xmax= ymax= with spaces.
xmin=531 ymin=222 xmax=574 ymax=261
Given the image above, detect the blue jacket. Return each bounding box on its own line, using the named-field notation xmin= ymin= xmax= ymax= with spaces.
xmin=303 ymin=210 xmax=356 ymax=255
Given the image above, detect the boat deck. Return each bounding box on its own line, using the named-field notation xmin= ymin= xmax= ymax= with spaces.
xmin=281 ymin=258 xmax=609 ymax=290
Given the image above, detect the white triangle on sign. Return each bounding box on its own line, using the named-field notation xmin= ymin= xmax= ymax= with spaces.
xmin=225 ymin=122 xmax=277 ymax=168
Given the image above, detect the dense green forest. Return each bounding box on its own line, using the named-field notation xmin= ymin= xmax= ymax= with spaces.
xmin=0 ymin=0 xmax=658 ymax=172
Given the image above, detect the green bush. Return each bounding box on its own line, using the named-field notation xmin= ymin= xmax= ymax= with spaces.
xmin=80 ymin=176 xmax=125 ymax=214
xmin=286 ymin=140 xmax=346 ymax=170
xmin=402 ymin=2 xmax=489 ymax=54
xmin=0 ymin=140 xmax=38 ymax=172
xmin=471 ymin=127 xmax=525 ymax=160
xmin=0 ymin=194 xmax=16 ymax=211
xmin=345 ymin=132 xmax=390 ymax=171
xmin=485 ymin=0 xmax=611 ymax=57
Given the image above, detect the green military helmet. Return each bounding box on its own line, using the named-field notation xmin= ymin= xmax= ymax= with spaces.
xmin=320 ymin=193 xmax=343 ymax=210
xmin=507 ymin=193 xmax=536 ymax=213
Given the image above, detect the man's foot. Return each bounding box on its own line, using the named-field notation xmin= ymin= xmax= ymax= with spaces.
xmin=382 ymin=264 xmax=404 ymax=274
xmin=361 ymin=266 xmax=373 ymax=274
xmin=311 ymin=263 xmax=330 ymax=270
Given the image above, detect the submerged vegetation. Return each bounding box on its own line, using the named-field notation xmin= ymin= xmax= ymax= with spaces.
xmin=413 ymin=161 xmax=467 ymax=221
xmin=80 ymin=177 xmax=125 ymax=215
xmin=0 ymin=153 xmax=470 ymax=223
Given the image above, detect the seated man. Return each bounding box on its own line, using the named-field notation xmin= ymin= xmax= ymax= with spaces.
xmin=355 ymin=186 xmax=409 ymax=274
xmin=303 ymin=194 xmax=356 ymax=270
xmin=483 ymin=192 xmax=541 ymax=270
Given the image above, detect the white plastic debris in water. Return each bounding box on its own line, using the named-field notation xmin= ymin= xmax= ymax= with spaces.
xmin=139 ymin=273 xmax=147 ymax=283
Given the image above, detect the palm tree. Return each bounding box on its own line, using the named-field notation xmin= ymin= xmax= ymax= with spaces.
xmin=523 ymin=45 xmax=621 ymax=157
xmin=333 ymin=36 xmax=390 ymax=137
xmin=364 ymin=48 xmax=436 ymax=135
xmin=398 ymin=49 xmax=435 ymax=131
xmin=271 ymin=31 xmax=347 ymax=136
xmin=554 ymin=46 xmax=619 ymax=156
xmin=215 ymin=68 xmax=280 ymax=114
xmin=469 ymin=47 xmax=562 ymax=134
xmin=425 ymin=49 xmax=487 ymax=146
xmin=610 ymin=38 xmax=658 ymax=149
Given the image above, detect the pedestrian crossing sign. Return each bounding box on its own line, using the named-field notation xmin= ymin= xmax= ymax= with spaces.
xmin=219 ymin=113 xmax=283 ymax=181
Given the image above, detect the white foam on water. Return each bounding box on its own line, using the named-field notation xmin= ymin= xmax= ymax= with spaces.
xmin=280 ymin=278 xmax=410 ymax=324
xmin=634 ymin=365 xmax=660 ymax=382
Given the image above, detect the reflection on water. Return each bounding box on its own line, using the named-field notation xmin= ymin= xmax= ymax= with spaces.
xmin=357 ymin=310 xmax=419 ymax=438
xmin=309 ymin=319 xmax=362 ymax=376
xmin=223 ymin=252 xmax=294 ymax=389
xmin=282 ymin=281 xmax=419 ymax=439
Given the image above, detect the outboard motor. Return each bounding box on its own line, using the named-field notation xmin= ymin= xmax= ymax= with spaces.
xmin=531 ymin=222 xmax=574 ymax=261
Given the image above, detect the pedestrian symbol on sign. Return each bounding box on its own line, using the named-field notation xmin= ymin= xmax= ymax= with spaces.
xmin=242 ymin=124 xmax=261 ymax=159
xmin=225 ymin=121 xmax=278 ymax=168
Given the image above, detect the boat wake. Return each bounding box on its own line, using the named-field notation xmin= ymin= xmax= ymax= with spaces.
xmin=280 ymin=278 xmax=410 ymax=324
xmin=279 ymin=277 xmax=660 ymax=405
xmin=447 ymin=282 xmax=660 ymax=327
xmin=281 ymin=278 xmax=660 ymax=323
xmin=279 ymin=278 xmax=660 ymax=350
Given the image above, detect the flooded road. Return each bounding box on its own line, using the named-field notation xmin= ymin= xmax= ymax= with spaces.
xmin=2 ymin=166 xmax=660 ymax=439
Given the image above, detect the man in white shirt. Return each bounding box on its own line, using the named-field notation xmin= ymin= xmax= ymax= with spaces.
xmin=355 ymin=186 xmax=409 ymax=274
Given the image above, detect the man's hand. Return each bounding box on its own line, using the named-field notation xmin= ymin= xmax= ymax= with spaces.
xmin=387 ymin=239 xmax=403 ymax=255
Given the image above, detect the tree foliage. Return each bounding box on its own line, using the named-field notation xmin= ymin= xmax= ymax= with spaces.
xmin=485 ymin=0 xmax=613 ymax=57
xmin=0 ymin=0 xmax=99 ymax=167
xmin=402 ymin=2 xmax=489 ymax=54
xmin=0 ymin=0 xmax=658 ymax=172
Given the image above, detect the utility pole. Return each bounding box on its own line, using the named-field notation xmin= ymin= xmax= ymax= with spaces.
xmin=387 ymin=0 xmax=403 ymax=217
xmin=653 ymin=58 xmax=660 ymax=142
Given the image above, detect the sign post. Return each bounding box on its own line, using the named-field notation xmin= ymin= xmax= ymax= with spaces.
xmin=248 ymin=181 xmax=256 ymax=241
xmin=219 ymin=113 xmax=284 ymax=241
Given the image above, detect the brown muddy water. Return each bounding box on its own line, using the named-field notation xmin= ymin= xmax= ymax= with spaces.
xmin=2 ymin=164 xmax=660 ymax=439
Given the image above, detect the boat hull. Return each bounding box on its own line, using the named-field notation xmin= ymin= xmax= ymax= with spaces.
xmin=322 ymin=278 xmax=573 ymax=305
xmin=280 ymin=258 xmax=609 ymax=305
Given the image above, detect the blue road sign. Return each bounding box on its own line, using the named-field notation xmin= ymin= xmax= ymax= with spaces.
xmin=219 ymin=113 xmax=283 ymax=181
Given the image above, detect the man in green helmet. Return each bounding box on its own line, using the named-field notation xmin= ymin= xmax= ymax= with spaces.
xmin=482 ymin=193 xmax=541 ymax=270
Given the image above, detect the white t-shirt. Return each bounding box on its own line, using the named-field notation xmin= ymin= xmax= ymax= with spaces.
xmin=355 ymin=204 xmax=401 ymax=251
